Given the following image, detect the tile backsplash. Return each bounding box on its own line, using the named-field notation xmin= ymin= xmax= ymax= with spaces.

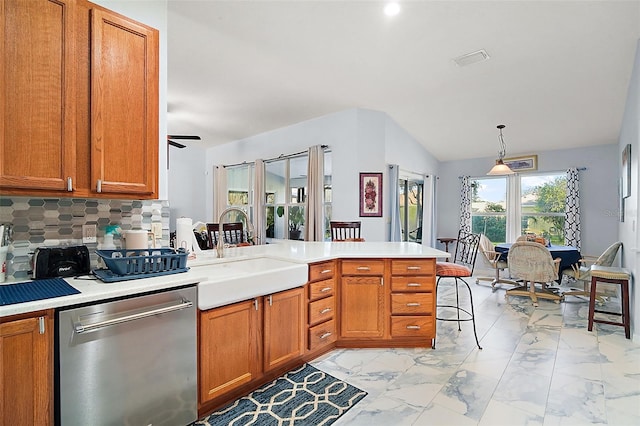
xmin=0 ymin=197 xmax=170 ymax=280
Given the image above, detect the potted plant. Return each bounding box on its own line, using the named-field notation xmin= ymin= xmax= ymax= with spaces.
xmin=288 ymin=207 xmax=304 ymax=240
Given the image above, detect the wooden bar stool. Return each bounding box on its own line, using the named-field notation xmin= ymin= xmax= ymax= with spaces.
xmin=588 ymin=265 xmax=631 ymax=339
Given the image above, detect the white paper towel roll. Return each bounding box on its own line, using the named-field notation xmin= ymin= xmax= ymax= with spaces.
xmin=176 ymin=217 xmax=193 ymax=251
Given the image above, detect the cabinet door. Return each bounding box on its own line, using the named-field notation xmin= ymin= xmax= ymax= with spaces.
xmin=199 ymin=300 xmax=261 ymax=404
xmin=0 ymin=0 xmax=76 ymax=193
xmin=1 ymin=313 xmax=52 ymax=425
xmin=263 ymin=287 xmax=305 ymax=372
xmin=90 ymin=8 xmax=158 ymax=196
xmin=340 ymin=276 xmax=385 ymax=338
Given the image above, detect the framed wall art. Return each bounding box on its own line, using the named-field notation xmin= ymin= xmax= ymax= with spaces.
xmin=503 ymin=155 xmax=538 ymax=172
xmin=359 ymin=172 xmax=382 ymax=217
xmin=622 ymin=143 xmax=631 ymax=199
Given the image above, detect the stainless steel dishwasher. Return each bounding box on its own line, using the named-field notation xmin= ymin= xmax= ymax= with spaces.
xmin=56 ymin=285 xmax=197 ymax=426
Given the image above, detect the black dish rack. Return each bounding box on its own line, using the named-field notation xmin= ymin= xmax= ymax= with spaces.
xmin=93 ymin=248 xmax=189 ymax=282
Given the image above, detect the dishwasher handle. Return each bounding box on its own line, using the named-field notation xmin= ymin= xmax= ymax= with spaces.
xmin=74 ymin=299 xmax=193 ymax=334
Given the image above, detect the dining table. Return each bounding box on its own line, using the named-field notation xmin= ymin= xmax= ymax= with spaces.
xmin=495 ymin=243 xmax=582 ymax=282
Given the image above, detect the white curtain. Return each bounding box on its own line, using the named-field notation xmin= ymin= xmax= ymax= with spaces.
xmin=422 ymin=175 xmax=437 ymax=247
xmin=253 ymin=159 xmax=265 ymax=244
xmin=506 ymin=174 xmax=521 ymax=242
xmin=305 ymin=145 xmax=325 ymax=241
xmin=459 ymin=176 xmax=471 ymax=233
xmin=564 ymin=167 xmax=581 ymax=250
xmin=213 ymin=165 xmax=227 ymax=220
xmin=389 ymin=164 xmax=402 ymax=241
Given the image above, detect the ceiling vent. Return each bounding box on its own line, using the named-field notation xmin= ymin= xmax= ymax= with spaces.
xmin=453 ymin=49 xmax=490 ymax=67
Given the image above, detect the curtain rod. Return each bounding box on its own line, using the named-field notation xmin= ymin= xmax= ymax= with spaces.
xmin=223 ymin=145 xmax=329 ymax=168
xmin=458 ymin=166 xmax=587 ymax=179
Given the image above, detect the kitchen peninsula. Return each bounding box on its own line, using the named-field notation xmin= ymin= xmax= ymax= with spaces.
xmin=1 ymin=241 xmax=449 ymax=423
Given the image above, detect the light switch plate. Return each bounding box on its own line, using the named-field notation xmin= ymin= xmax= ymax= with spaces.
xmin=82 ymin=224 xmax=97 ymax=243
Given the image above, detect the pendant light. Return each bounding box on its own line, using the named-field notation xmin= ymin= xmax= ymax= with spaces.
xmin=487 ymin=124 xmax=514 ymax=175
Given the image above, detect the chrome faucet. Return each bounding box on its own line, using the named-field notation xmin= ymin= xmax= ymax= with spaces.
xmin=216 ymin=207 xmax=256 ymax=258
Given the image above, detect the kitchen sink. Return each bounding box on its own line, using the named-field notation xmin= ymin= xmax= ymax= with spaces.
xmin=195 ymin=257 xmax=308 ymax=310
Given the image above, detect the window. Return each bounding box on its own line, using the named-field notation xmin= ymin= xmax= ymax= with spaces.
xmin=225 ymin=164 xmax=254 ymax=221
xmin=398 ymin=178 xmax=424 ymax=242
xmin=521 ymin=173 xmax=566 ymax=245
xmin=471 ymin=177 xmax=507 ymax=243
xmin=470 ymin=172 xmax=567 ymax=244
xmin=265 ymin=155 xmax=308 ymax=241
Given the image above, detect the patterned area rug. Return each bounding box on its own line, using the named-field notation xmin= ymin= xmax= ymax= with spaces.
xmin=195 ymin=364 xmax=367 ymax=426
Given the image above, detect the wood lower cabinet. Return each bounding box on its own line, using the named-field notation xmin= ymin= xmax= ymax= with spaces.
xmin=390 ymin=259 xmax=436 ymax=344
xmin=0 ymin=0 xmax=159 ymax=199
xmin=306 ymin=261 xmax=337 ymax=355
xmin=0 ymin=310 xmax=53 ymax=426
xmin=199 ymin=299 xmax=261 ymax=403
xmin=340 ymin=259 xmax=386 ymax=339
xmin=199 ymin=287 xmax=305 ymax=409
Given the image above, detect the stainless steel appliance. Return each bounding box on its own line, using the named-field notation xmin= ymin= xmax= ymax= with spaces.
xmin=56 ymin=286 xmax=197 ymax=426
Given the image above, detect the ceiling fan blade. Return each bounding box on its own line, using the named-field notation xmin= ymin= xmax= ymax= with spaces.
xmin=167 ymin=135 xmax=201 ymax=140
xmin=168 ymin=140 xmax=186 ymax=148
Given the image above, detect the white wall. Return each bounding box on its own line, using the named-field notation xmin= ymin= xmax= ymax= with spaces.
xmin=92 ymin=0 xmax=169 ymax=200
xmin=198 ymin=108 xmax=437 ymax=241
xmin=618 ymin=39 xmax=640 ymax=341
xmin=437 ymin=144 xmax=619 ymax=258
xmin=167 ymin=145 xmax=208 ymax=230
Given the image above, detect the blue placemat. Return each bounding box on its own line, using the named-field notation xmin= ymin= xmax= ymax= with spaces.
xmin=0 ymin=278 xmax=80 ymax=306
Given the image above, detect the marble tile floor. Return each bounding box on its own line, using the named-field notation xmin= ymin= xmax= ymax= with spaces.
xmin=310 ymin=276 xmax=640 ymax=426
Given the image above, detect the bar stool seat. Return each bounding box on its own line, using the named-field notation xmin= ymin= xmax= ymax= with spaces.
xmin=588 ymin=265 xmax=631 ymax=339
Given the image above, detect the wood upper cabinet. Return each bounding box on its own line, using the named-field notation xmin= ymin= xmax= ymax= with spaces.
xmin=88 ymin=7 xmax=158 ymax=196
xmin=1 ymin=311 xmax=53 ymax=426
xmin=263 ymin=287 xmax=305 ymax=372
xmin=0 ymin=0 xmax=159 ymax=199
xmin=0 ymin=0 xmax=76 ymax=193
xmin=199 ymin=299 xmax=261 ymax=404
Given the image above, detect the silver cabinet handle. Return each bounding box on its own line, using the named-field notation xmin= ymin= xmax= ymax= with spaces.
xmin=254 ymin=299 xmax=259 ymax=311
xmin=320 ymin=269 xmax=332 ymax=274
xmin=356 ymin=266 xmax=371 ymax=271
xmin=406 ymin=303 xmax=421 ymax=307
xmin=67 ymin=177 xmax=73 ymax=192
xmin=39 ymin=316 xmax=46 ymax=334
xmin=320 ymin=308 xmax=332 ymax=314
xmin=319 ymin=332 xmax=332 ymax=340
xmin=406 ymin=325 xmax=421 ymax=330
xmin=380 ymin=277 xmax=384 ymax=286
xmin=407 ymin=283 xmax=421 ymax=287
xmin=407 ymin=266 xmax=421 ymax=270
xmin=268 ymin=295 xmax=273 ymax=306
xmin=96 ymin=179 xmax=102 ymax=193
xmin=74 ymin=299 xmax=193 ymax=334
xmin=320 ymin=287 xmax=332 ymax=292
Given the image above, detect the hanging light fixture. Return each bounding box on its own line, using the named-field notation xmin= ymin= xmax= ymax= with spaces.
xmin=487 ymin=124 xmax=514 ymax=175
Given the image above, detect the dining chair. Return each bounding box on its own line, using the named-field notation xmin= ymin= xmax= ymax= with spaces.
xmin=506 ymin=241 xmax=563 ymax=307
xmin=476 ymin=234 xmax=519 ymax=289
xmin=330 ymin=221 xmax=363 ymax=241
xmin=561 ymin=241 xmax=622 ymax=302
xmin=434 ymin=230 xmax=482 ymax=350
xmin=206 ymin=222 xmax=246 ymax=248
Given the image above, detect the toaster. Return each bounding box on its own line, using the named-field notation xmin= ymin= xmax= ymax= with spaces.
xmin=32 ymin=245 xmax=91 ymax=279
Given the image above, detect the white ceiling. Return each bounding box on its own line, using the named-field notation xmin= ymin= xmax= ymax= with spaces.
xmin=167 ymin=0 xmax=640 ymax=162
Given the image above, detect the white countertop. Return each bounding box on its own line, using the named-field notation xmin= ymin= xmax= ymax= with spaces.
xmin=1 ymin=240 xmax=449 ymax=317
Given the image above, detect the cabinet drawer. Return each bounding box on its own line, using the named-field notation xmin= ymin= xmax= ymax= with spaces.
xmin=391 ymin=316 xmax=434 ymax=338
xmin=391 ymin=259 xmax=434 ymax=276
xmin=390 ymin=276 xmax=433 ymax=292
xmin=309 ymin=296 xmax=335 ymax=326
xmin=308 ymin=319 xmax=337 ymax=351
xmin=391 ymin=293 xmax=433 ymax=315
xmin=342 ymin=260 xmax=384 ymax=275
xmin=309 ymin=279 xmax=335 ymax=301
xmin=309 ymin=261 xmax=335 ymax=281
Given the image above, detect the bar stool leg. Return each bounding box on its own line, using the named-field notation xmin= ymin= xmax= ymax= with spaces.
xmin=622 ymin=279 xmax=630 ymax=339
xmin=588 ymin=276 xmax=597 ymax=332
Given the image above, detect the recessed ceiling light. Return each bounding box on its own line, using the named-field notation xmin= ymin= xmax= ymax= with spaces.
xmin=384 ymin=2 xmax=401 ymax=17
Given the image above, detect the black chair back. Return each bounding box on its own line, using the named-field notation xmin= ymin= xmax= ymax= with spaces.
xmin=452 ymin=230 xmax=481 ymax=275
